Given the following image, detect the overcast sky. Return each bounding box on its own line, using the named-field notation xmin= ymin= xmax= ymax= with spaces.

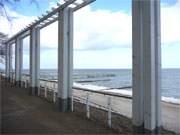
xmin=0 ymin=0 xmax=180 ymax=69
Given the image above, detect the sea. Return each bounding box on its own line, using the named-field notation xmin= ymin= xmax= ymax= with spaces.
xmin=23 ymin=68 xmax=180 ymax=103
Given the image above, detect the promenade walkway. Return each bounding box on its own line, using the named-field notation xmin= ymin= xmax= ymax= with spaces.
xmin=0 ymin=78 xmax=116 ymax=134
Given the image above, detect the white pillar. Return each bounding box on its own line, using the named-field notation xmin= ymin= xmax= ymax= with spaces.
xmin=132 ymin=0 xmax=144 ymax=127
xmin=9 ymin=44 xmax=12 ymax=82
xmin=68 ymin=8 xmax=74 ymax=110
xmin=154 ymin=1 xmax=161 ymax=128
xmin=5 ymin=44 xmax=10 ymax=80
xmin=20 ymin=39 xmax=23 ymax=84
xmin=30 ymin=27 xmax=40 ymax=95
xmin=57 ymin=7 xmax=73 ymax=112
xmin=132 ymin=0 xmax=161 ymax=132
xmin=15 ymin=37 xmax=23 ymax=86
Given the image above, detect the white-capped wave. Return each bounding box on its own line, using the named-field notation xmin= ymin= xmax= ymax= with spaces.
xmin=73 ymin=83 xmax=180 ymax=104
xmin=162 ymin=97 xmax=180 ymax=104
xmin=73 ymin=83 xmax=108 ymax=90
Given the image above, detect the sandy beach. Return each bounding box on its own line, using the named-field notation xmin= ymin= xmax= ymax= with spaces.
xmin=73 ymin=88 xmax=180 ymax=133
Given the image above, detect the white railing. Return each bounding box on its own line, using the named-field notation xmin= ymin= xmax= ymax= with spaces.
xmin=19 ymin=74 xmax=132 ymax=127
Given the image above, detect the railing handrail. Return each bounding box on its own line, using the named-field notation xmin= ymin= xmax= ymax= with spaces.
xmin=21 ymin=73 xmax=132 ymax=99
xmin=73 ymin=86 xmax=131 ymax=99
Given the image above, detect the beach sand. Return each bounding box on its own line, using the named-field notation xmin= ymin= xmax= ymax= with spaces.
xmin=73 ymin=89 xmax=180 ymax=133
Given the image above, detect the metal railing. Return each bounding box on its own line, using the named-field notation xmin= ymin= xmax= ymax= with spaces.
xmin=19 ymin=74 xmax=132 ymax=127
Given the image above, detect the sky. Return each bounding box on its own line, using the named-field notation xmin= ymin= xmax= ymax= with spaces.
xmin=0 ymin=0 xmax=180 ymax=69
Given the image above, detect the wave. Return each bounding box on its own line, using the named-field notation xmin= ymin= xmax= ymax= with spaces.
xmin=75 ymin=79 xmax=111 ymax=83
xmin=162 ymin=97 xmax=180 ymax=105
xmin=73 ymin=83 xmax=180 ymax=105
xmin=40 ymin=77 xmax=180 ymax=105
xmin=39 ymin=73 xmax=116 ymax=80
xmin=86 ymin=74 xmax=116 ymax=79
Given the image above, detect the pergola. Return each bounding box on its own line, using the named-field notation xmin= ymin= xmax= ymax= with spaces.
xmin=4 ymin=0 xmax=161 ymax=133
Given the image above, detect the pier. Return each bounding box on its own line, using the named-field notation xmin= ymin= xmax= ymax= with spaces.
xmin=1 ymin=0 xmax=179 ymax=134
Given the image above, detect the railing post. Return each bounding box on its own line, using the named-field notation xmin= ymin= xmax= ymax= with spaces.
xmin=25 ymin=80 xmax=28 ymax=88
xmin=53 ymin=83 xmax=56 ymax=89
xmin=38 ymin=87 xmax=40 ymax=96
xmin=24 ymin=80 xmax=26 ymax=88
xmin=53 ymin=91 xmax=56 ymax=103
xmin=11 ymin=73 xmax=13 ymax=84
xmin=86 ymin=92 xmax=90 ymax=119
xmin=21 ymin=81 xmax=23 ymax=87
xmin=71 ymin=90 xmax=74 ymax=112
xmin=45 ymin=85 xmax=47 ymax=98
xmin=107 ymin=96 xmax=112 ymax=128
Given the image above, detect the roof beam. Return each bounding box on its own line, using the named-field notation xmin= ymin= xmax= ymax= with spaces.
xmin=40 ymin=17 xmax=58 ymax=29
xmin=31 ymin=0 xmax=76 ymax=28
xmin=5 ymin=0 xmax=96 ymax=44
xmin=72 ymin=0 xmax=95 ymax=12
xmin=5 ymin=0 xmax=76 ymax=44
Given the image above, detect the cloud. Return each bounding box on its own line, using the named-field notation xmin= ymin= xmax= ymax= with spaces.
xmin=0 ymin=7 xmax=36 ymax=37
xmin=0 ymin=1 xmax=180 ymax=51
xmin=40 ymin=21 xmax=58 ymax=49
xmin=39 ymin=6 xmax=132 ymax=50
xmin=161 ymin=0 xmax=180 ymax=44
xmin=74 ymin=7 xmax=132 ymax=50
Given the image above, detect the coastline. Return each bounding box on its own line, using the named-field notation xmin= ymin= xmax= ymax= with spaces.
xmin=72 ymin=83 xmax=180 ymax=133
xmin=19 ymin=76 xmax=180 ymax=133
xmin=74 ymin=83 xmax=180 ymax=105
xmin=1 ymin=73 xmax=179 ymax=133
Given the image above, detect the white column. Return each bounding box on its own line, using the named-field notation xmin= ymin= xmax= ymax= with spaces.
xmin=142 ymin=0 xmax=156 ymax=129
xmin=15 ymin=37 xmax=22 ymax=86
xmin=30 ymin=27 xmax=40 ymax=95
xmin=58 ymin=7 xmax=73 ymax=112
xmin=132 ymin=0 xmax=161 ymax=131
xmin=67 ymin=8 xmax=74 ymax=110
xmin=132 ymin=0 xmax=144 ymax=127
xmin=154 ymin=1 xmax=161 ymax=128
xmin=5 ymin=44 xmax=10 ymax=80
xmin=20 ymin=39 xmax=23 ymax=84
xmin=9 ymin=44 xmax=12 ymax=81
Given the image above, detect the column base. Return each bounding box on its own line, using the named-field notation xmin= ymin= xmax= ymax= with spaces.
xmin=133 ymin=125 xmax=144 ymax=134
xmin=10 ymin=78 xmax=14 ymax=84
xmin=5 ymin=77 xmax=10 ymax=82
xmin=67 ymin=97 xmax=72 ymax=111
xmin=29 ymin=87 xmax=39 ymax=96
xmin=20 ymin=81 xmax=24 ymax=87
xmin=15 ymin=81 xmax=21 ymax=87
xmin=56 ymin=97 xmax=72 ymax=112
xmin=133 ymin=125 xmax=162 ymax=134
xmin=144 ymin=126 xmax=162 ymax=135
